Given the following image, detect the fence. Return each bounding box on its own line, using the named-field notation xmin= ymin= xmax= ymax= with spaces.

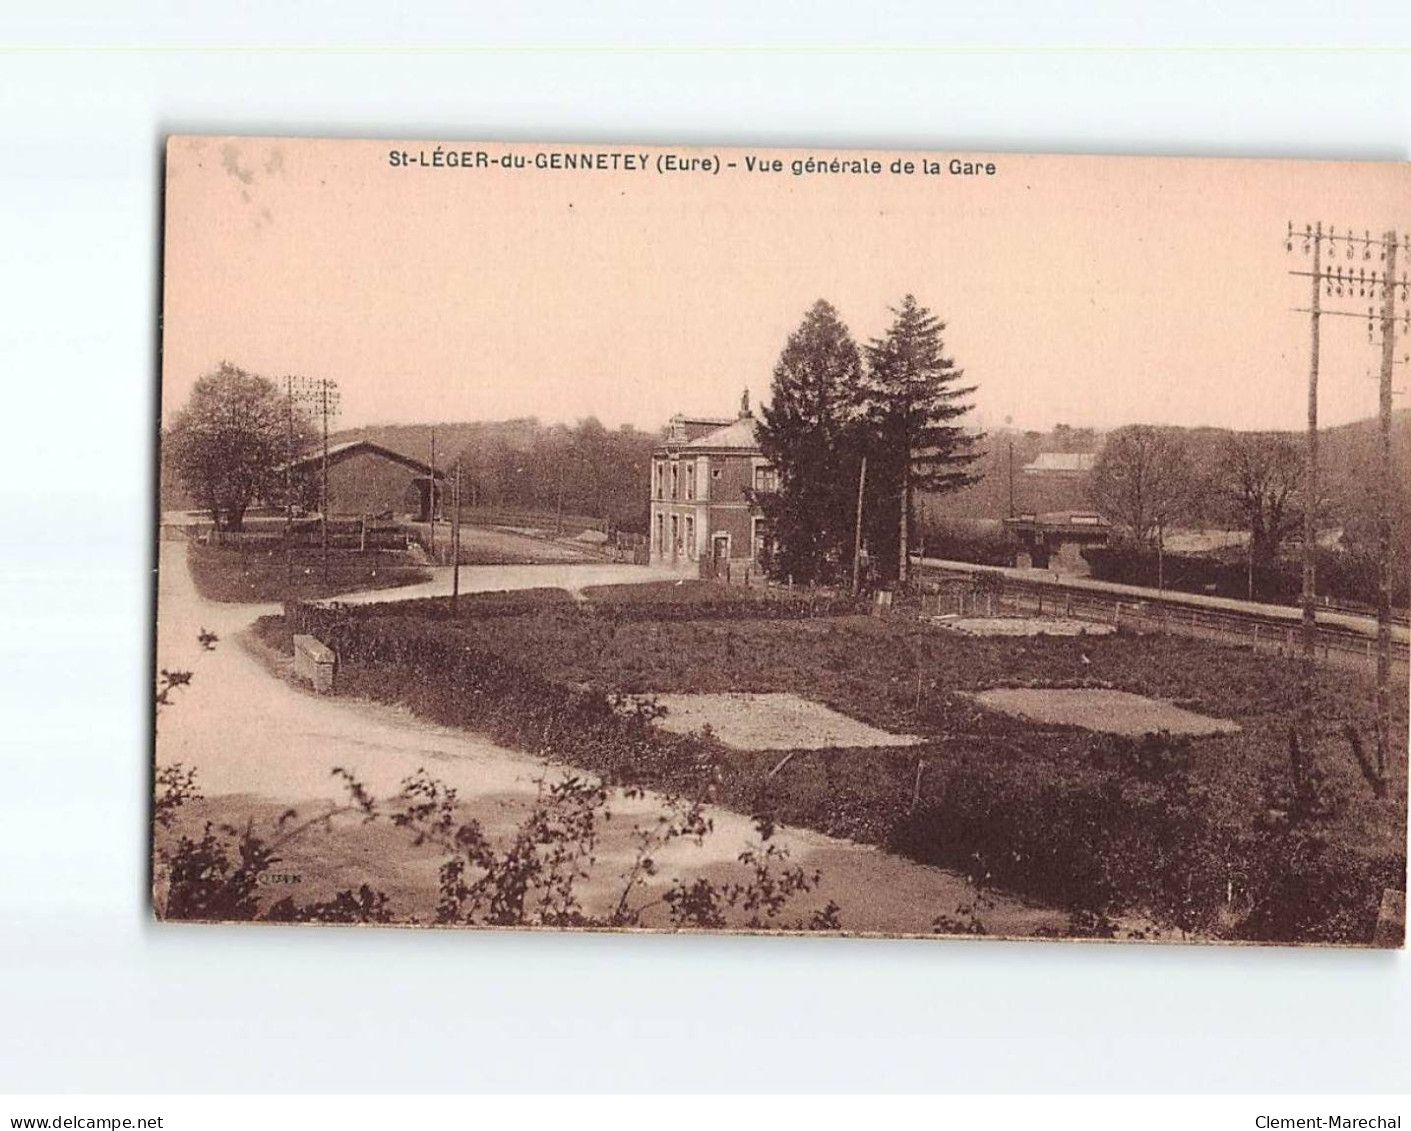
xmin=196 ymin=520 xmax=411 ymax=551
xmin=924 ymin=570 xmax=1410 ymax=679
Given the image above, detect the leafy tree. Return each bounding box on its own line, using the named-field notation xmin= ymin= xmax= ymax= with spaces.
xmin=855 ymin=295 xmax=982 ymax=583
xmin=166 ymin=362 xmax=313 ymax=531
xmin=755 ymin=299 xmax=863 ymax=583
xmin=1215 ymin=431 xmax=1304 ymax=566
xmin=1088 ymin=425 xmax=1193 ymax=544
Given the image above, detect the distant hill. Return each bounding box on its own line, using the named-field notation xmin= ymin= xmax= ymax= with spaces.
xmin=923 ymin=410 xmax=1411 ymax=549
xmin=924 ymin=424 xmax=1101 ymax=522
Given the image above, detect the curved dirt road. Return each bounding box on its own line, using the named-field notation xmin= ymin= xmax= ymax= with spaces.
xmin=154 ymin=539 xmax=1065 ymax=936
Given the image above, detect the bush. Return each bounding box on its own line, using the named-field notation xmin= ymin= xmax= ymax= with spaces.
xmin=285 ymin=600 xmax=721 ymax=794
xmin=917 ymin=518 xmax=1018 ymax=567
xmin=888 ymin=750 xmax=1232 ymax=935
xmin=155 ymin=761 xmax=836 ymax=931
xmin=1237 ymin=827 xmax=1405 ymax=945
xmin=1082 ymin=543 xmax=1409 ymax=610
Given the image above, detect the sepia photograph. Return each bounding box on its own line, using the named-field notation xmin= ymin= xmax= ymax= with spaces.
xmin=154 ymin=136 xmax=1409 ymax=947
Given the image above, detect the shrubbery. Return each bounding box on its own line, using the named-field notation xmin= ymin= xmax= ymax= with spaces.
xmin=889 ymin=739 xmax=1235 ymax=937
xmin=154 ymin=761 xmax=836 ymax=930
xmin=1082 ymin=543 xmax=1409 ymax=610
xmin=916 ymin=518 xmax=1019 ymax=568
xmin=890 ymin=729 xmax=1400 ymax=943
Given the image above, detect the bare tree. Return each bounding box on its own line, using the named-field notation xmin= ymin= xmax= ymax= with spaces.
xmin=1215 ymin=431 xmax=1304 ymax=565
xmin=1088 ymin=425 xmax=1192 ymax=545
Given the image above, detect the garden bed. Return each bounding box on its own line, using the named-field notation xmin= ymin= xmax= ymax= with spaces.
xmin=932 ymin=615 xmax=1115 ymax=638
xmin=965 ymin=688 xmax=1241 ymax=738
xmin=641 ymin=692 xmax=924 ymax=751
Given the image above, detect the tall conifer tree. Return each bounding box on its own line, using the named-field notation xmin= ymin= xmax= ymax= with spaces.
xmin=856 ymin=295 xmax=983 ymax=584
xmin=755 ymin=299 xmax=862 ymax=583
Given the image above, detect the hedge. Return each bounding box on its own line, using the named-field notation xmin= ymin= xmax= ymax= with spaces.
xmin=328 ymin=590 xmax=866 ymax=626
xmin=1083 ymin=544 xmax=1410 ymax=611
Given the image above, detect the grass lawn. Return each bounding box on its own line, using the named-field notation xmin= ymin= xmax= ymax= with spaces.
xmin=275 ymin=581 xmax=1409 ymax=942
xmin=186 ymin=542 xmax=432 ymax=603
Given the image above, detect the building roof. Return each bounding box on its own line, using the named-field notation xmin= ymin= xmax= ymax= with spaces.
xmin=1003 ymin=511 xmax=1112 ymax=534
xmin=666 ymin=414 xmax=735 ymax=443
xmin=655 ymin=413 xmax=763 ymax=456
xmin=277 ymin=438 xmax=445 ymax=478
xmin=1022 ymin=452 xmax=1097 ymax=475
xmin=684 ymin=417 xmax=761 ymax=451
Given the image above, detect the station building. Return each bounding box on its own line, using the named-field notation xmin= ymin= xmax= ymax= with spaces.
xmin=648 ymin=396 xmax=774 ymax=572
xmin=281 ymin=439 xmax=445 ymax=521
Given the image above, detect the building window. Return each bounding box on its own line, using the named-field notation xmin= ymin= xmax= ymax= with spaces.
xmin=670 ymin=462 xmax=679 ymax=500
xmin=655 ymin=513 xmax=664 ymax=552
xmin=670 ymin=514 xmax=679 ymax=556
xmin=684 ymin=515 xmax=695 ymax=558
xmin=684 ymin=463 xmax=695 ymax=501
xmin=753 ymin=465 xmax=778 ymax=493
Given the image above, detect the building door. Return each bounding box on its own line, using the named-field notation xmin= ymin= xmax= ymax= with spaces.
xmin=712 ymin=533 xmax=730 ymax=579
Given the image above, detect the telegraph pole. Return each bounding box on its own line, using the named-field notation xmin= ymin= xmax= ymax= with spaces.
xmin=1287 ymin=221 xmax=1404 ymax=786
xmin=285 ymin=375 xmax=296 ymax=590
xmin=428 ymin=425 xmax=437 ymax=561
xmin=1300 ymin=221 xmax=1322 ymax=742
xmin=282 ymin=375 xmax=323 ymax=595
xmin=1375 ymin=231 xmax=1398 ymax=793
xmin=1007 ymin=439 xmax=1016 ymax=518
xmin=451 ymin=461 xmax=462 ymax=611
xmin=320 ymin=379 xmax=331 ymax=583
xmin=852 ymin=455 xmax=868 ymax=596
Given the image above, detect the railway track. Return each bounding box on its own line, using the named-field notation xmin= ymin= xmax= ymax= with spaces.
xmin=918 ymin=561 xmax=1410 ymax=678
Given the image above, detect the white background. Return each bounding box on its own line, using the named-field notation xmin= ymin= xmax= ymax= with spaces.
xmin=1 ymin=3 xmax=1409 ymax=1095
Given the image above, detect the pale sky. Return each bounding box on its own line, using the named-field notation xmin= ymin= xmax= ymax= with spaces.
xmin=162 ymin=137 xmax=1411 ymax=435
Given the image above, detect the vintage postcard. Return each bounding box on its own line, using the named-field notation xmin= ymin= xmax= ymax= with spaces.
xmin=155 ymin=137 xmax=1408 ymax=946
